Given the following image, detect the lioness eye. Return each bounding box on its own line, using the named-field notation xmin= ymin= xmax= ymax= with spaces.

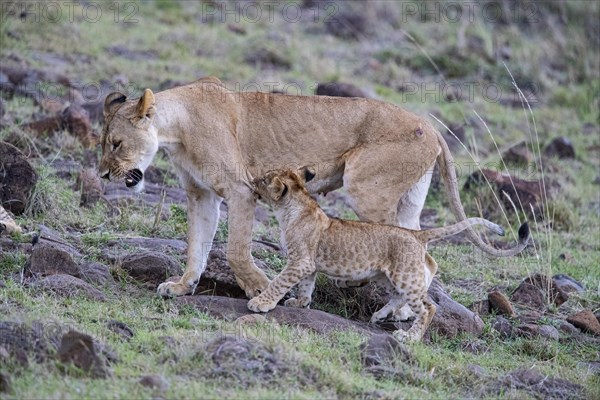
xmin=112 ymin=141 xmax=122 ymax=151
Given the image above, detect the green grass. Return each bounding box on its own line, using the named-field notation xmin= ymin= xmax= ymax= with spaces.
xmin=1 ymin=0 xmax=599 ymax=398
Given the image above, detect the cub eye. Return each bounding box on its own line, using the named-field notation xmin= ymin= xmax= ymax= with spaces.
xmin=112 ymin=141 xmax=122 ymax=151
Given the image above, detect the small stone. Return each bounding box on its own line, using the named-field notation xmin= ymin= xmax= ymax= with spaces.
xmin=566 ymin=310 xmax=600 ymax=336
xmin=359 ymin=334 xmax=412 ymax=367
xmin=502 ymin=142 xmax=533 ymax=166
xmin=492 ymin=316 xmax=513 ymax=338
xmin=544 ymin=136 xmax=575 ymax=159
xmin=27 ymin=242 xmax=81 ymax=277
xmin=469 ymin=299 xmax=490 ymax=316
xmin=461 ymin=340 xmax=489 ymax=354
xmin=558 ymin=320 xmax=579 ymax=335
xmin=33 ymin=274 xmax=105 ymax=301
xmin=138 ymin=374 xmax=169 ymax=391
xmin=0 ymin=372 xmax=11 ymax=394
xmin=56 ymin=331 xmax=110 ymax=378
xmin=0 ymin=346 xmax=9 ymax=360
xmin=466 ymin=364 xmax=486 ymax=378
xmin=120 ymin=252 xmax=181 ymax=286
xmin=488 ymin=290 xmax=516 ymax=317
xmin=516 ymin=324 xmax=540 ymax=338
xmin=538 ymin=325 xmax=559 ymax=340
xmin=0 ymin=280 xmax=5 ymax=288
xmin=510 ymin=282 xmax=546 ymax=310
xmin=107 ymin=320 xmax=134 ymax=342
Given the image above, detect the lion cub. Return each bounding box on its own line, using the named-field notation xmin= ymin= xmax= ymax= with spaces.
xmin=248 ymin=169 xmax=528 ymax=342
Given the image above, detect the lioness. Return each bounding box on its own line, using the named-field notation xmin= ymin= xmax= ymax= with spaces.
xmin=247 ymin=169 xmax=530 ymax=341
xmin=0 ymin=205 xmax=21 ymax=235
xmin=99 ymin=77 xmax=528 ymax=300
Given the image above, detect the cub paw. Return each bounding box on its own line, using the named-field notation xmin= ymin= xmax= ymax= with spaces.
xmin=393 ymin=329 xmax=421 ymax=343
xmin=238 ymin=274 xmax=271 ymax=299
xmin=393 ymin=305 xmax=415 ymax=322
xmin=157 ymin=281 xmax=192 ymax=298
xmin=247 ymin=297 xmax=277 ymax=313
xmin=284 ymin=297 xmax=311 ymax=308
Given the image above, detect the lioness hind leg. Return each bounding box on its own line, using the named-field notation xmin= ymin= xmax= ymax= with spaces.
xmin=285 ymin=272 xmax=317 ymax=308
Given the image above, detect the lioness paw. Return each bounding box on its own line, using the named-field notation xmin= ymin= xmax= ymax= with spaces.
xmin=157 ymin=281 xmax=192 ymax=298
xmin=237 ymin=273 xmax=270 ymax=299
xmin=247 ymin=297 xmax=277 ymax=313
xmin=393 ymin=305 xmax=415 ymax=322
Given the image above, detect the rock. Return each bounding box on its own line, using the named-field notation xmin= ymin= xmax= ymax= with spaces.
xmin=566 ymin=310 xmax=600 ymax=336
xmin=469 ymin=299 xmax=490 ymax=316
xmin=325 ymin=9 xmax=370 ymax=40
xmin=203 ymin=336 xmax=287 ymax=384
xmin=61 ymin=104 xmax=94 ymax=148
xmin=33 ymin=274 xmax=106 ymax=301
xmin=21 ymin=115 xmax=63 ymax=135
xmin=120 ymin=251 xmax=181 ymax=286
xmin=138 ymin=374 xmax=169 ymax=391
xmin=443 ymin=123 xmax=466 ymax=153
xmin=0 ymin=142 xmax=38 ymax=215
xmin=524 ymin=273 xmax=574 ymax=306
xmin=544 ymin=136 xmax=575 ymax=159
xmin=107 ymin=320 xmax=134 ymax=342
xmin=428 ymin=278 xmax=484 ymax=337
xmin=0 ymin=98 xmax=5 ymax=119
xmin=538 ymin=325 xmax=560 ymax=340
xmin=551 ymin=274 xmax=584 ymax=303
xmin=510 ymin=282 xmax=546 ymax=311
xmin=558 ymin=320 xmax=579 ymax=335
xmin=56 ymin=331 xmax=110 ymax=378
xmin=0 ymin=372 xmax=11 ymax=394
xmin=315 ymin=82 xmax=369 ymax=98
xmin=488 ymin=290 xmax=516 ymax=317
xmin=466 ymin=364 xmax=486 ymax=379
xmin=487 ymin=368 xmax=583 ymax=399
xmin=359 ymin=334 xmax=412 ymax=368
xmin=244 ymin=47 xmax=291 ymax=69
xmin=492 ymin=316 xmax=514 ymax=338
xmin=518 ymin=310 xmax=543 ymax=324
xmin=502 ymin=141 xmax=534 ymax=166
xmin=234 ymin=314 xmax=268 ymax=326
xmin=75 ymin=168 xmax=104 ymax=207
xmin=515 ymin=323 xmax=540 ymax=338
xmin=174 ymin=296 xmax=386 ymax=337
xmin=80 ymin=262 xmax=114 ymax=287
xmin=464 ymin=169 xmax=546 ymax=218
xmin=0 ymin=320 xmax=63 ymax=363
xmin=460 ymin=340 xmax=489 ymax=354
xmin=0 ymin=280 xmax=5 ymax=288
xmin=27 ymin=242 xmax=81 ymax=277
xmin=577 ymin=361 xmax=600 ymax=375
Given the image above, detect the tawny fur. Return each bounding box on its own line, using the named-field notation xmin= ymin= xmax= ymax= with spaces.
xmin=98 ymin=77 xmax=530 ymax=300
xmin=247 ymin=169 xmax=523 ymax=342
xmin=0 ymin=204 xmax=21 ymax=235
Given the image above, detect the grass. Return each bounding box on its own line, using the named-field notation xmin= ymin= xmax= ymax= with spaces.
xmin=1 ymin=0 xmax=599 ymax=398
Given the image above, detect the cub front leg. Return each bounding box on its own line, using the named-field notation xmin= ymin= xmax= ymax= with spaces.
xmin=248 ymin=259 xmax=315 ymax=313
xmin=157 ymin=185 xmax=221 ymax=297
xmin=284 ymin=272 xmax=317 ymax=308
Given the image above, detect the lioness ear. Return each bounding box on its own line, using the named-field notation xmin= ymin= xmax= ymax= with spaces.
xmin=104 ymin=92 xmax=127 ymax=117
xmin=135 ymin=89 xmax=156 ymax=119
xmin=299 ymin=166 xmax=316 ymax=183
xmin=269 ymin=177 xmax=289 ymax=201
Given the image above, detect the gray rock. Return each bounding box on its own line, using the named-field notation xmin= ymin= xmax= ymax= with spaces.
xmin=107 ymin=320 xmax=134 ymax=342
xmin=359 ymin=334 xmax=412 ymax=368
xmin=138 ymin=374 xmax=169 ymax=391
xmin=0 ymin=372 xmax=11 ymax=394
xmin=538 ymin=325 xmax=560 ymax=340
xmin=544 ymin=136 xmax=575 ymax=159
xmin=32 ymin=274 xmax=106 ymax=301
xmin=56 ymin=330 xmax=110 ymax=378
xmin=428 ymin=278 xmax=484 ymax=337
xmin=492 ymin=316 xmax=513 ymax=338
xmin=120 ymin=251 xmax=181 ymax=286
xmin=486 ymin=368 xmax=583 ymax=399
xmin=80 ymin=262 xmax=114 ymax=287
xmin=27 ymin=242 xmax=81 ymax=277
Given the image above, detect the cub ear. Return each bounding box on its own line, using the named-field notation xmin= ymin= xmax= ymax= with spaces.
xmin=298 ymin=166 xmax=316 ymax=183
xmin=135 ymin=89 xmax=156 ymax=120
xmin=104 ymin=92 xmax=127 ymax=117
xmin=268 ymin=177 xmax=289 ymax=201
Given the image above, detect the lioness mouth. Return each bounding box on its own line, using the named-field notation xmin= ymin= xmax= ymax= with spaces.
xmin=125 ymin=169 xmax=143 ymax=187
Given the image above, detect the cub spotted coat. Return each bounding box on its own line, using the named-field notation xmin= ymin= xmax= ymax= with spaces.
xmin=248 ymin=169 xmax=530 ymax=341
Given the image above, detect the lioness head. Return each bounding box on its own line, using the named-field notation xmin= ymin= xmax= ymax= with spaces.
xmin=252 ymin=167 xmax=315 ymax=204
xmin=99 ymin=89 xmax=158 ymax=192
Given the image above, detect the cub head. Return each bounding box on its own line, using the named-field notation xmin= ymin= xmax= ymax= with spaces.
xmin=252 ymin=167 xmax=315 ymax=205
xmin=99 ymin=89 xmax=158 ymax=192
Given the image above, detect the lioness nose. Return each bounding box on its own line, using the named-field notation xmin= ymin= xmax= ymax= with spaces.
xmin=101 ymin=172 xmax=110 ymax=180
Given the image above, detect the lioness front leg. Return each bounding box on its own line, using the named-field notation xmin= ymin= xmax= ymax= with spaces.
xmin=227 ymin=194 xmax=270 ymax=298
xmin=158 ymin=184 xmax=221 ymax=297
xmin=248 ymin=260 xmax=315 ymax=313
